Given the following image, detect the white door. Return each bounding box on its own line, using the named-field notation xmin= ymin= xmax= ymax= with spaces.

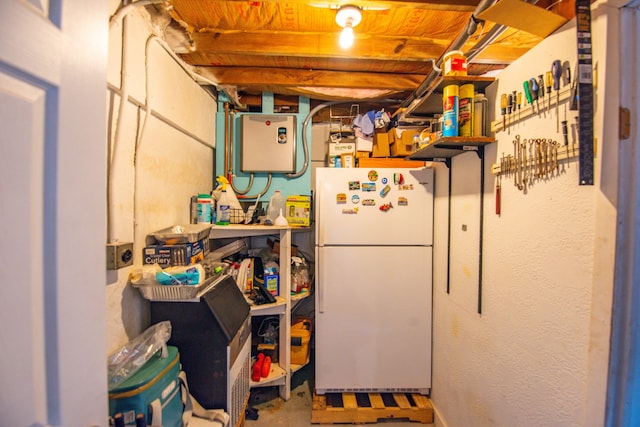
xmin=0 ymin=1 xmax=108 ymax=426
xmin=315 ymin=167 xmax=434 ymax=246
xmin=315 ymin=245 xmax=432 ymax=394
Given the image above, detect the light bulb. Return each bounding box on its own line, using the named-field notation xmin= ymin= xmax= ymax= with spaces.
xmin=339 ymin=27 xmax=354 ymax=49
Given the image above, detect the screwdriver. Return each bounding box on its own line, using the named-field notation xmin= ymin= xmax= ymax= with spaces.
xmin=552 ymin=59 xmax=562 ymax=132
xmin=529 ymin=78 xmax=540 ymax=113
xmin=561 ymin=61 xmax=571 ymax=144
xmin=500 ymin=93 xmax=508 ymax=130
xmin=523 ymin=80 xmax=533 ymax=113
xmin=507 ymin=92 xmax=514 ymax=130
xmin=516 ymin=91 xmax=523 ymax=122
xmin=545 ymin=71 xmax=553 ymax=111
xmin=538 ymin=74 xmax=545 ymax=111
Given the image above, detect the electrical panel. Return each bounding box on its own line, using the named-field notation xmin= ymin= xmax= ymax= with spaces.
xmin=241 ymin=114 xmax=296 ymax=173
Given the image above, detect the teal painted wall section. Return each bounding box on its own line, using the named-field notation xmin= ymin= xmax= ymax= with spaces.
xmin=215 ymin=93 xmax=312 ymax=204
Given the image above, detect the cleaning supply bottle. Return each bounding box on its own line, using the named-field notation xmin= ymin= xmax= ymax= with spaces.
xmin=267 ymin=190 xmax=286 ymax=224
xmin=216 ymin=179 xmax=231 ymax=226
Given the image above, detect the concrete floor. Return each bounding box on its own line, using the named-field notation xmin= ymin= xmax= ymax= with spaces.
xmin=244 ymin=360 xmax=433 ymax=427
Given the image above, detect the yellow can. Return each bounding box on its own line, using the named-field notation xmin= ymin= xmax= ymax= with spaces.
xmin=442 ymin=85 xmax=459 ymax=137
xmin=458 ymin=84 xmax=475 ymax=137
xmin=443 ymin=50 xmax=467 ymax=76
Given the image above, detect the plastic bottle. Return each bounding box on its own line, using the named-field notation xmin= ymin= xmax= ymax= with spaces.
xmin=267 ymin=190 xmax=286 ymax=223
xmin=197 ymin=193 xmax=212 ymax=224
xmin=216 ymin=187 xmax=231 ymax=225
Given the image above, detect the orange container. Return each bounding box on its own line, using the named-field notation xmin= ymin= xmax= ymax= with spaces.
xmin=443 ymin=50 xmax=467 ymax=76
xmin=291 ymin=317 xmax=312 ymax=365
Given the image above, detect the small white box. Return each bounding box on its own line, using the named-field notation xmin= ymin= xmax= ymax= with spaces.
xmin=328 ymin=141 xmax=356 ymax=156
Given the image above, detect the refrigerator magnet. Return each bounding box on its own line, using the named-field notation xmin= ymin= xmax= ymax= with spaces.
xmin=342 ymin=207 xmax=359 ymax=214
xmin=381 ymin=177 xmax=388 ymax=184
xmin=379 ymin=202 xmax=393 ymax=211
xmin=398 ymin=197 xmax=408 ymax=206
xmin=368 ymin=170 xmax=379 ymax=181
xmin=362 ymin=199 xmax=376 ymax=206
xmin=336 ymin=193 xmax=347 ymax=204
xmin=380 ymin=184 xmax=391 ymax=197
xmin=351 ymin=194 xmax=360 ymax=204
xmin=348 ymin=181 xmax=361 ymax=190
xmin=362 ymin=182 xmax=376 ymax=192
xmin=399 ymin=184 xmax=414 ymax=191
xmin=394 ymin=173 xmax=404 ymax=185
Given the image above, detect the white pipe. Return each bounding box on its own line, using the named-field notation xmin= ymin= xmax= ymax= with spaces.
xmin=109 ymin=0 xmax=167 ymax=27
xmin=107 ymin=13 xmax=131 ymax=243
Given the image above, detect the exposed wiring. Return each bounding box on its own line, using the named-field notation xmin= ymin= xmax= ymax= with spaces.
xmin=286 ymin=101 xmax=345 ymax=179
xmin=230 ymin=173 xmax=255 ymax=195
xmin=236 ymin=173 xmax=273 ymax=200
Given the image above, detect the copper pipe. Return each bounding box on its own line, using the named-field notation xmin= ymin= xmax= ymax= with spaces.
xmin=228 ymin=109 xmax=234 ymax=181
xmin=223 ymin=102 xmax=229 ymax=181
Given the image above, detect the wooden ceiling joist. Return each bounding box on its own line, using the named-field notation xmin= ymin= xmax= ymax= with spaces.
xmin=185 ymin=32 xmax=452 ymax=63
xmin=195 ymin=66 xmax=425 ymax=91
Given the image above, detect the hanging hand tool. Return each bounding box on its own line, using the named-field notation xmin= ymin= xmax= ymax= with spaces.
xmin=507 ymin=93 xmax=514 ymax=132
xmin=496 ymin=153 xmax=503 ymax=216
xmin=561 ymin=61 xmax=571 ymax=145
xmin=552 ymin=59 xmax=562 ymax=132
xmin=545 ymin=71 xmax=553 ymax=111
xmin=529 ymin=78 xmax=540 ymax=113
xmin=562 ymin=60 xmax=571 ymax=86
xmin=538 ymin=75 xmax=546 ymax=113
xmin=511 ymin=90 xmax=517 ymax=126
xmin=516 ymin=91 xmax=522 ymax=122
xmin=500 ymin=93 xmax=508 ymax=130
xmin=523 ymin=80 xmax=534 ymax=114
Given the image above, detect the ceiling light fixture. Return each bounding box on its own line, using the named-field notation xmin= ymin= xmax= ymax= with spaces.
xmin=335 ymin=5 xmax=362 ymax=49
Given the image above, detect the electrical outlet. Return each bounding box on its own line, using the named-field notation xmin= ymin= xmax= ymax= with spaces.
xmin=106 ymin=242 xmax=134 ymax=270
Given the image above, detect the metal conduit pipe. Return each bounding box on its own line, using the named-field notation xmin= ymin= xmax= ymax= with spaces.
xmin=224 ymin=103 xmax=229 ymax=180
xmin=400 ymin=0 xmax=500 ymax=109
xmin=286 ymin=101 xmax=346 ymax=179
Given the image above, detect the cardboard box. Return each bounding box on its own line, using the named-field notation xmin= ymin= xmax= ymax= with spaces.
xmin=372 ymin=130 xmax=392 ymax=157
xmin=390 ymin=128 xmax=421 ymax=157
xmin=142 ymin=238 xmax=210 ymax=267
xmin=328 ymin=141 xmax=356 ymax=156
xmin=265 ymin=274 xmax=279 ymax=296
xmin=358 ymin=157 xmax=427 ymax=168
xmin=328 ymin=140 xmax=356 ymax=167
xmin=285 ymin=195 xmax=311 ymax=226
xmin=268 ymin=238 xmax=299 ymax=257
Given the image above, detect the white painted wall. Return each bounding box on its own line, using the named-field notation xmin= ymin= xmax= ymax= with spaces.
xmin=106 ymin=5 xmax=217 ymax=353
xmin=431 ymin=2 xmax=618 ymax=426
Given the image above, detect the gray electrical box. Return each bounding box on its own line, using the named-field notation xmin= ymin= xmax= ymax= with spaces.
xmin=241 ymin=114 xmax=296 ymax=173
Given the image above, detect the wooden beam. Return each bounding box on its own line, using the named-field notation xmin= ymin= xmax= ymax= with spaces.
xmin=188 ymin=31 xmax=450 ymax=62
xmin=181 ymin=51 xmax=437 ymax=74
xmin=174 ymin=0 xmax=479 ymax=13
xmin=195 ymin=66 xmax=425 ymax=90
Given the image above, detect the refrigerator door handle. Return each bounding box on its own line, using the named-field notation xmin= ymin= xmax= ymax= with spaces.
xmin=316 ymin=249 xmax=324 ymax=313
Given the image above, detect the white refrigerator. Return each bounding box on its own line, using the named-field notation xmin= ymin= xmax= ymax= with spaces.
xmin=314 ymin=167 xmax=433 ymax=395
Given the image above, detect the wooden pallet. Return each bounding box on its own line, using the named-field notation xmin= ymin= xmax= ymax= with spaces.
xmin=311 ymin=392 xmax=434 ymax=424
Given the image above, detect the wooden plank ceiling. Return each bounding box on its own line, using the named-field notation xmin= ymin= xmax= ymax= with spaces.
xmin=157 ymin=0 xmax=576 ymax=110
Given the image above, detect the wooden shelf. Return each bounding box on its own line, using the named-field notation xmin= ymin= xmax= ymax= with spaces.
xmin=250 ymin=362 xmax=286 ymax=388
xmin=407 ymin=136 xmax=496 ymax=161
xmin=436 ymin=75 xmax=496 ymax=93
xmin=249 ymin=296 xmax=287 ymax=315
